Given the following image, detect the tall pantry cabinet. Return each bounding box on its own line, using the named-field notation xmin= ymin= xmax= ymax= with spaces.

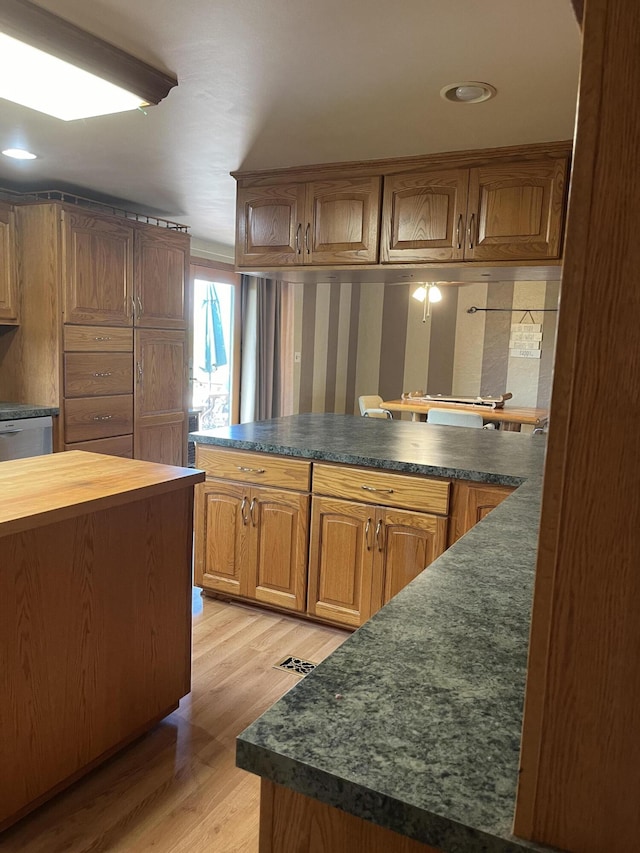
xmin=0 ymin=202 xmax=190 ymax=465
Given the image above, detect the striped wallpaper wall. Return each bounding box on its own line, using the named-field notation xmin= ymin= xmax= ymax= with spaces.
xmin=287 ymin=280 xmax=560 ymax=417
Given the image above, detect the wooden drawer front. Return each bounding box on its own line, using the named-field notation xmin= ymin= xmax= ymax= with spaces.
xmin=64 ymin=435 xmax=133 ymax=458
xmin=64 ymin=395 xmax=133 ymax=443
xmin=195 ymin=446 xmax=310 ymax=491
xmin=64 ymin=324 xmax=133 ymax=352
xmin=64 ymin=352 xmax=133 ymax=397
xmin=312 ymin=464 xmax=450 ymax=515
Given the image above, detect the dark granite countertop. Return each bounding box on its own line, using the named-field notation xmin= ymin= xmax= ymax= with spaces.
xmin=190 ymin=412 xmax=544 ymax=487
xmin=0 ymin=402 xmax=59 ymax=421
xmin=193 ymin=414 xmax=554 ymax=853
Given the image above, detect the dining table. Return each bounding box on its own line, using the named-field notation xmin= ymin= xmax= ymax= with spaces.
xmin=380 ymin=398 xmax=549 ymax=432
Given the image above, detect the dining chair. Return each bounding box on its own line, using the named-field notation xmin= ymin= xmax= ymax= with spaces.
xmin=426 ymin=408 xmax=495 ymax=429
xmin=358 ymin=395 xmax=393 ymax=419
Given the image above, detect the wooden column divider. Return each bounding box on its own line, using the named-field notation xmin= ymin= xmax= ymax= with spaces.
xmin=515 ymin=1 xmax=640 ymax=850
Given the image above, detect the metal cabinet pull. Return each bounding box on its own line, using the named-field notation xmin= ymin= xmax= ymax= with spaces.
xmin=249 ymin=497 xmax=258 ymax=526
xmin=137 ymin=362 xmax=143 ymax=383
xmin=131 ymin=295 xmax=137 ymax=321
xmin=365 ymin=518 xmax=372 ymax=551
xmin=93 ymin=336 xmax=112 ymax=342
xmin=93 ymin=372 xmax=112 ymax=377
xmin=93 ymin=415 xmax=113 ymax=421
xmin=375 ymin=519 xmax=384 ymax=552
xmin=137 ymin=296 xmax=143 ymax=319
xmin=304 ymin=223 xmax=311 ymax=254
xmin=467 ymin=213 xmax=476 ymax=250
xmin=295 ymin=223 xmax=302 ymax=255
xmin=361 ymin=485 xmax=394 ymax=494
xmin=240 ymin=496 xmax=249 ymax=525
xmin=237 ymin=465 xmax=265 ymax=474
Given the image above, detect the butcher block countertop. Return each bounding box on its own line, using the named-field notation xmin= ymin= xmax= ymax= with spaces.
xmin=0 ymin=451 xmax=204 ymax=537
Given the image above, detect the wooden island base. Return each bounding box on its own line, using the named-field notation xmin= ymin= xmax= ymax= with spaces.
xmin=0 ymin=452 xmax=203 ymax=831
xmin=260 ymin=779 xmax=440 ymax=853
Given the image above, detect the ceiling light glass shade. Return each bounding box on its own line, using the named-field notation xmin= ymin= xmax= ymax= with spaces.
xmin=2 ymin=147 xmax=37 ymax=159
xmin=455 ymin=86 xmax=486 ymax=102
xmin=0 ymin=33 xmax=148 ymax=120
xmin=440 ymin=82 xmax=497 ymax=104
xmin=412 ymin=284 xmax=442 ymax=303
xmin=412 ymin=285 xmax=427 ymax=303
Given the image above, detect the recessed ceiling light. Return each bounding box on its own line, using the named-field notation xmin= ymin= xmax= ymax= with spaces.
xmin=440 ymin=82 xmax=497 ymax=104
xmin=2 ymin=147 xmax=37 ymax=160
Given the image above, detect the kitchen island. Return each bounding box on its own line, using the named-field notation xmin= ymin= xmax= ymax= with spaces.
xmin=191 ymin=414 xmax=554 ymax=853
xmin=0 ymin=451 xmax=204 ymax=831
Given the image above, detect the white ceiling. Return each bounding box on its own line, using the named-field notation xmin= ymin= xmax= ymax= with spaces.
xmin=0 ymin=0 xmax=581 ymax=256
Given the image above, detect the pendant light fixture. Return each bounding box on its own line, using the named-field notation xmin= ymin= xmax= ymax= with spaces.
xmin=412 ymin=284 xmax=443 ymax=322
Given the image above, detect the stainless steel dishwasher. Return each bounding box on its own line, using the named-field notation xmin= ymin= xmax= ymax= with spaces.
xmin=0 ymin=416 xmax=53 ymax=461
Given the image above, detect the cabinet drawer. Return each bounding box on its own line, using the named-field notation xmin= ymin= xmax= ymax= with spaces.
xmin=64 ymin=352 xmax=133 ymax=397
xmin=64 ymin=325 xmax=133 ymax=352
xmin=64 ymin=435 xmax=133 ymax=458
xmin=312 ymin=463 xmax=450 ymax=515
xmin=64 ymin=395 xmax=133 ymax=442
xmin=195 ymin=446 xmax=311 ymax=491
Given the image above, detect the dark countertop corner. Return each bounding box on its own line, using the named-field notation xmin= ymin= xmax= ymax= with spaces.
xmin=0 ymin=401 xmax=60 ymax=421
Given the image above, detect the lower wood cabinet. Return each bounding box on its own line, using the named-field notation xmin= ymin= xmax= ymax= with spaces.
xmin=307 ymin=496 xmax=448 ymax=629
xmin=193 ymin=447 xmax=514 ymax=630
xmin=194 ymin=478 xmax=309 ymax=612
xmin=448 ymin=482 xmax=514 ymax=547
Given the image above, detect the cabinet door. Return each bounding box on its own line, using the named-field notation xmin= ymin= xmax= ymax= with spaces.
xmin=377 ymin=508 xmax=448 ymax=610
xmin=134 ymin=329 xmax=187 ymax=465
xmin=63 ymin=210 xmax=133 ymax=326
xmin=134 ymin=228 xmax=189 ymax=330
xmin=0 ymin=204 xmax=18 ymax=323
xmin=194 ymin=479 xmax=250 ymax=596
xmin=466 ymin=158 xmax=567 ymax=261
xmin=306 ymin=177 xmax=381 ymax=264
xmin=308 ymin=496 xmax=375 ymax=628
xmin=380 ymin=169 xmax=469 ymax=262
xmin=249 ymin=486 xmax=309 ymax=612
xmin=236 ymin=183 xmax=306 ymax=266
xmin=464 ymin=483 xmax=513 ymax=530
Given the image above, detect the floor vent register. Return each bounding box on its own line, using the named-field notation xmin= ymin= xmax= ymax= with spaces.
xmin=273 ymin=656 xmax=317 ymax=677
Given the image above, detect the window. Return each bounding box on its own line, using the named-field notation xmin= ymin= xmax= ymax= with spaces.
xmin=190 ymin=261 xmax=240 ymax=427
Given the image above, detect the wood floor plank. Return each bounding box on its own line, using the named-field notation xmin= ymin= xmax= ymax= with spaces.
xmin=0 ymin=596 xmax=347 ymax=852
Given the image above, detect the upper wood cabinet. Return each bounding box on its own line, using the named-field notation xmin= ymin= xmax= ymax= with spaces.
xmin=63 ymin=210 xmax=134 ymax=326
xmin=134 ymin=228 xmax=189 ymax=329
xmin=381 ymin=157 xmax=568 ymax=264
xmin=63 ymin=210 xmax=188 ymax=329
xmin=234 ymin=142 xmax=570 ymax=272
xmin=236 ymin=177 xmax=381 ymax=266
xmin=466 ymin=159 xmax=567 ymax=261
xmin=380 ymin=169 xmax=469 ymax=263
xmin=0 ymin=203 xmax=18 ymax=324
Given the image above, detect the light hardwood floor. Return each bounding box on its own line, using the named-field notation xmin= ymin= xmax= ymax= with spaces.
xmin=0 ymin=592 xmax=348 ymax=852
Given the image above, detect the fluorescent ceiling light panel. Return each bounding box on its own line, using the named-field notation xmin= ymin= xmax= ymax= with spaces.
xmin=2 ymin=147 xmax=37 ymax=159
xmin=0 ymin=0 xmax=177 ymax=122
xmin=0 ymin=33 xmax=146 ymax=120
